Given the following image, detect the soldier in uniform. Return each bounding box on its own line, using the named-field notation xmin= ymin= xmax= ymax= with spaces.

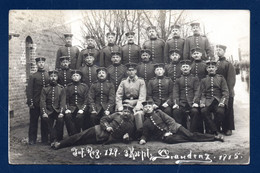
xmin=136 ymin=49 xmax=155 ymax=84
xmin=57 ymin=56 xmax=72 ymax=87
xmin=88 ymin=67 xmax=115 ymax=126
xmin=107 ymin=51 xmax=127 ymax=90
xmin=172 ymin=60 xmax=203 ymax=132
xmin=164 ymin=24 xmax=185 ymax=63
xmin=143 ymin=26 xmax=165 ymax=63
xmin=165 ymin=49 xmax=182 ymax=84
xmin=52 ymin=105 xmax=135 ymax=149
xmin=200 ymin=61 xmax=229 ymax=135
xmin=100 ymin=32 xmax=121 ymax=67
xmin=26 ymin=57 xmax=50 ymax=145
xmin=79 ymin=52 xmax=99 ymax=88
xmin=64 ymin=70 xmax=89 ymax=136
xmin=40 ymin=70 xmax=65 ymax=145
xmin=183 ymin=23 xmax=213 ymax=60
xmin=121 ymin=31 xmax=141 ymax=65
xmin=190 ymin=47 xmax=208 ymax=81
xmin=139 ymin=100 xmax=224 ymax=145
xmin=215 ymin=44 xmax=236 ymax=136
xmin=147 ymin=63 xmax=173 ymax=115
xmin=76 ymin=35 xmax=100 ymax=68
xmin=55 ymin=33 xmax=80 ymax=70
xmin=116 ymin=63 xmax=146 ymax=131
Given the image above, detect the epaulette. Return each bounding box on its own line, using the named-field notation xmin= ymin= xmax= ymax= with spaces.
xmin=92 ymin=80 xmax=99 ymax=84
xmin=57 ymin=84 xmax=64 ymax=88
xmin=121 ymin=77 xmax=127 ymax=81
xmin=138 ymin=77 xmax=144 ymax=80
xmin=107 ymin=64 xmax=113 ymax=69
xmin=216 ymin=74 xmax=224 ymax=78
xmin=158 ymin=38 xmax=165 ymax=43
xmin=150 ymin=77 xmax=157 ymax=80
xmin=80 ymin=48 xmax=87 ymax=52
xmin=80 ymin=83 xmax=87 ymax=86
xmin=67 ymin=83 xmax=73 ymax=86
xmin=187 ymin=35 xmax=193 ymax=38
xmin=45 ymin=84 xmax=50 ymax=87
xmin=102 ymin=46 xmax=108 ymax=49
xmin=165 ymin=76 xmax=171 ymax=79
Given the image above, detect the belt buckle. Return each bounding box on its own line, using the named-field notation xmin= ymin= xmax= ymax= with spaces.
xmin=130 ymin=97 xmax=134 ymax=100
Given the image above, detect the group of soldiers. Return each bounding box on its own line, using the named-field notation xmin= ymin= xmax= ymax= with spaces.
xmin=26 ymin=22 xmax=236 ymax=149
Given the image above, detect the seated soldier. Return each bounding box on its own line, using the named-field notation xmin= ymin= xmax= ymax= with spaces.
xmin=136 ymin=49 xmax=155 ymax=84
xmin=116 ymin=63 xmax=146 ymax=132
xmin=40 ymin=70 xmax=65 ymax=145
xmin=52 ymin=105 xmax=135 ymax=149
xmin=64 ymin=70 xmax=89 ymax=136
xmin=165 ymin=49 xmax=182 ymax=84
xmin=147 ymin=63 xmax=173 ymax=115
xmin=172 ymin=60 xmax=203 ymax=133
xmin=88 ymin=67 xmax=115 ymax=126
xmin=200 ymin=60 xmax=229 ymax=135
xmin=79 ymin=52 xmax=99 ymax=88
xmin=57 ymin=56 xmax=72 ymax=87
xmin=139 ymin=100 xmax=224 ymax=145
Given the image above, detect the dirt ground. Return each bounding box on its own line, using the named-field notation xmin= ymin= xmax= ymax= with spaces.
xmin=9 ymin=75 xmax=250 ymax=165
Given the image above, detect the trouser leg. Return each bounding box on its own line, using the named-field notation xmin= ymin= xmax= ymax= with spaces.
xmin=90 ymin=110 xmax=104 ymax=127
xmin=189 ymin=107 xmax=203 ymax=133
xmin=41 ymin=114 xmax=49 ymax=143
xmin=160 ymin=106 xmax=172 ymax=117
xmin=83 ymin=112 xmax=91 ymax=130
xmin=134 ymin=111 xmax=144 ymax=130
xmin=28 ymin=107 xmax=40 ymax=143
xmin=64 ymin=112 xmax=77 ymax=136
xmin=222 ymin=97 xmax=235 ymax=131
xmin=214 ymin=105 xmax=226 ymax=132
xmin=201 ymin=106 xmax=218 ymax=134
xmin=75 ymin=113 xmax=85 ymax=133
xmin=58 ymin=127 xmax=97 ymax=149
xmin=172 ymin=109 xmax=182 ymax=124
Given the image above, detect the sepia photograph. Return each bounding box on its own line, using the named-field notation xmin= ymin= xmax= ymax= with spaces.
xmin=8 ymin=10 xmax=250 ymax=165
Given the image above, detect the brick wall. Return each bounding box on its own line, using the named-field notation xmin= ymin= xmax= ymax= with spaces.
xmin=9 ymin=11 xmax=70 ymax=126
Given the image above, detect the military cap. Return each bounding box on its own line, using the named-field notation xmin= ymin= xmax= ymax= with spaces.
xmin=125 ymin=63 xmax=138 ymax=70
xmin=59 ymin=56 xmax=71 ymax=62
xmin=64 ymin=33 xmax=73 ymax=38
xmin=142 ymin=100 xmax=154 ymax=106
xmin=206 ymin=60 xmax=217 ymax=66
xmin=35 ymin=57 xmax=46 ymax=62
xmin=86 ymin=35 xmax=95 ymax=39
xmin=106 ymin=32 xmax=116 ymax=37
xmin=83 ymin=52 xmax=95 ymax=57
xmin=122 ymin=104 xmax=134 ymax=112
xmin=96 ymin=67 xmax=108 ymax=74
xmin=169 ymin=48 xmax=181 ymax=55
xmin=191 ymin=47 xmax=203 ymax=54
xmin=71 ymin=70 xmax=83 ymax=76
xmin=171 ymin=24 xmax=181 ymax=29
xmin=141 ymin=49 xmax=152 ymax=55
xmin=216 ymin=44 xmax=227 ymax=51
xmin=190 ymin=22 xmax=200 ymax=27
xmin=180 ymin=60 xmax=192 ymax=65
xmin=125 ymin=31 xmax=135 ymax=36
xmin=146 ymin=26 xmax=157 ymax=31
xmin=154 ymin=63 xmax=165 ymax=69
xmin=48 ymin=70 xmax=59 ymax=75
xmin=111 ymin=51 xmax=121 ymax=56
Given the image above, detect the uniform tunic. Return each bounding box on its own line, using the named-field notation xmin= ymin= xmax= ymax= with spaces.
xmin=191 ymin=60 xmax=207 ymax=81
xmin=183 ymin=34 xmax=213 ymax=60
xmin=79 ymin=65 xmax=99 ymax=88
xmin=136 ymin=61 xmax=155 ymax=84
xmin=56 ymin=45 xmax=80 ymax=70
xmin=76 ymin=47 xmax=100 ymax=68
xmin=121 ymin=43 xmax=141 ymax=64
xmin=107 ymin=64 xmax=127 ymax=90
xmin=100 ymin=43 xmax=121 ymax=67
xmin=164 ymin=36 xmax=185 ymax=63
xmin=143 ymin=38 xmax=165 ymax=63
xmin=57 ymin=69 xmax=72 ymax=87
xmin=165 ymin=61 xmax=182 ymax=83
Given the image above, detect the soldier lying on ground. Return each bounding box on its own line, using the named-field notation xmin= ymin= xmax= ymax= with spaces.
xmin=139 ymin=100 xmax=224 ymax=145
xmin=52 ymin=104 xmax=135 ymax=149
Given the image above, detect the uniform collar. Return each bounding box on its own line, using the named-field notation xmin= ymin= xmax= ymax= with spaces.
xmin=194 ymin=59 xmax=202 ymax=63
xmin=156 ymin=76 xmax=165 ymax=79
xmin=72 ymin=81 xmax=80 ymax=85
xmin=87 ymin=45 xmax=95 ymax=49
xmin=171 ymin=60 xmax=179 ymax=64
xmin=193 ymin=33 xmax=200 ymax=36
xmin=98 ymin=78 xmax=107 ymax=83
xmin=150 ymin=37 xmax=157 ymax=41
xmin=37 ymin=69 xmax=45 ymax=72
xmin=108 ymin=43 xmax=115 ymax=47
xmin=65 ymin=44 xmax=72 ymax=47
xmin=218 ymin=56 xmax=226 ymax=61
xmin=173 ymin=35 xmax=180 ymax=39
xmin=127 ymin=76 xmax=138 ymax=82
xmin=113 ymin=63 xmax=121 ymax=67
xmin=209 ymin=73 xmax=216 ymax=77
xmin=128 ymin=42 xmax=134 ymax=45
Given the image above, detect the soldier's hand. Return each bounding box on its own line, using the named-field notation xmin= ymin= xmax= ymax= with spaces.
xmin=106 ymin=127 xmax=114 ymax=132
xmin=29 ymin=104 xmax=34 ymax=109
xmin=65 ymin=109 xmax=71 ymax=114
xmin=123 ymin=133 xmax=129 ymax=140
xmin=218 ymin=103 xmax=225 ymax=107
xmin=162 ymin=102 xmax=169 ymax=108
xmin=42 ymin=113 xmax=48 ymax=118
xmin=192 ymin=103 xmax=199 ymax=108
xmin=58 ymin=113 xmax=64 ymax=118
xmin=164 ymin=132 xmax=173 ymax=137
xmin=172 ymin=104 xmax=179 ymax=109
xmin=139 ymin=139 xmax=146 ymax=145
xmin=200 ymin=104 xmax=206 ymax=108
xmin=104 ymin=111 xmax=110 ymax=116
xmin=91 ymin=110 xmax=97 ymax=115
xmin=78 ymin=109 xmax=84 ymax=114
xmin=117 ymin=106 xmax=124 ymax=112
xmin=153 ymin=104 xmax=159 ymax=109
